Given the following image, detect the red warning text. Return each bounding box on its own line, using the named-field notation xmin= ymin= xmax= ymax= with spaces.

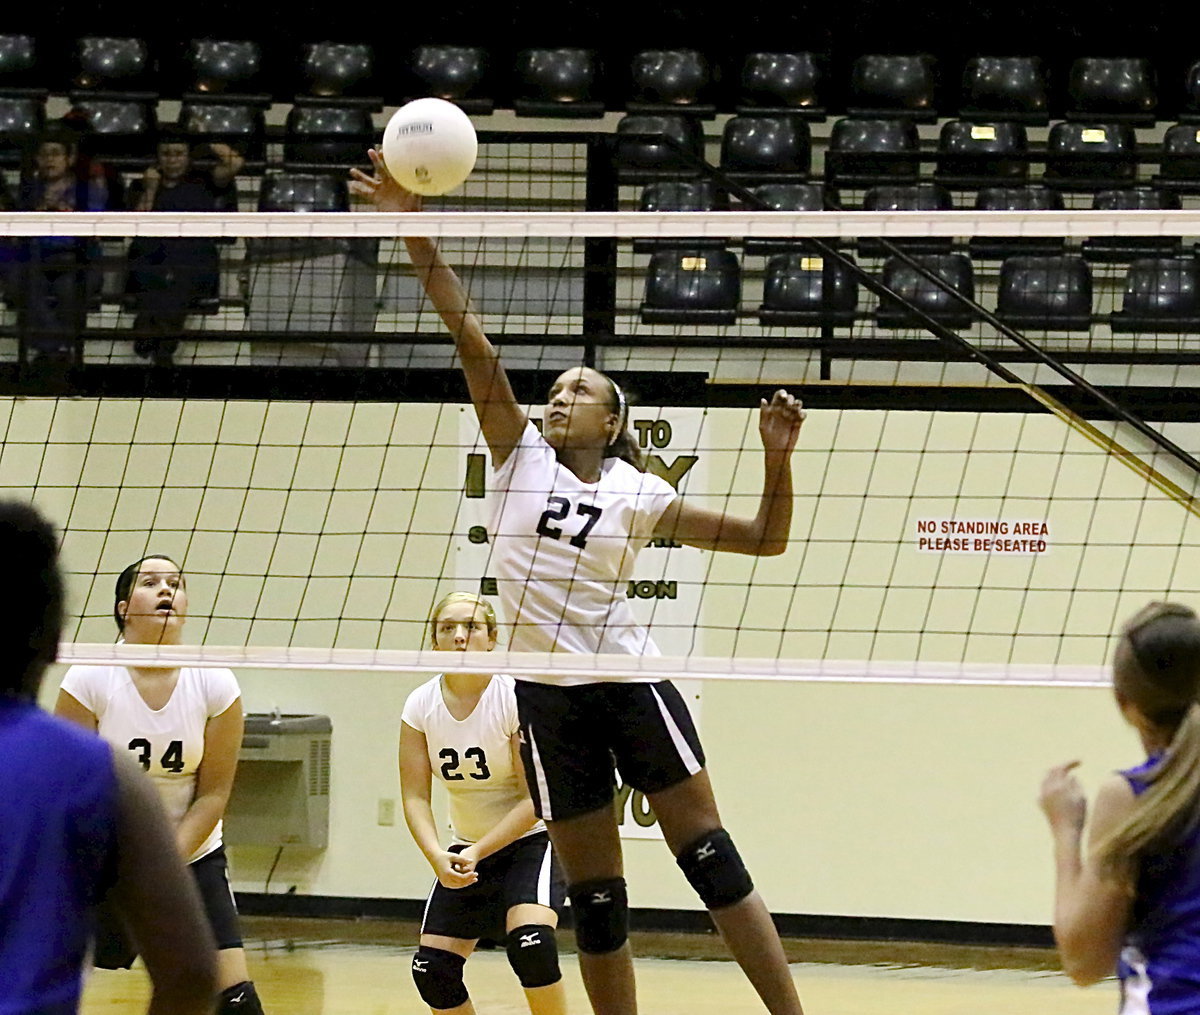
xmin=914 ymin=518 xmax=1049 ymax=555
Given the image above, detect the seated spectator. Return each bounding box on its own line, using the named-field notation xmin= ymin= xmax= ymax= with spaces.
xmin=125 ymin=134 xmax=243 ymax=365
xmin=9 ymin=129 xmax=109 ymax=364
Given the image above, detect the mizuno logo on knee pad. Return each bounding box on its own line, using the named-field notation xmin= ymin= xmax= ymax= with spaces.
xmin=591 ymin=889 xmax=612 ymax=904
xmin=519 ymin=931 xmax=541 ymax=947
xmin=412 ymin=958 xmax=428 ymax=972
xmin=677 ymin=828 xmax=754 ymax=910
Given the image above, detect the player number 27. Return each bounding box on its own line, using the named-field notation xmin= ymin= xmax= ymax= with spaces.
xmin=128 ymin=737 xmax=185 ymax=774
xmin=536 ymin=496 xmax=603 ymax=549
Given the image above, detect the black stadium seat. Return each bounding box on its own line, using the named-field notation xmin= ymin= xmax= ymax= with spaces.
xmin=1158 ymin=124 xmax=1200 ymax=186
xmin=179 ymin=101 xmax=266 ymax=163
xmin=825 ymin=118 xmax=920 ymax=187
xmin=300 ymin=42 xmax=375 ymax=98
xmin=719 ymin=115 xmax=811 ymax=181
xmin=284 ymin=105 xmax=374 ymax=170
xmin=1111 ymin=257 xmax=1200 ymax=332
xmin=67 ymin=97 xmax=157 ymax=162
xmin=859 ymin=184 xmax=954 ymax=257
xmin=514 ymin=49 xmax=604 ymax=118
xmin=641 ymin=249 xmax=740 ymax=325
xmin=848 ymin=54 xmax=937 ymax=121
xmin=0 ymin=95 xmax=44 ymax=167
xmin=996 ymin=256 xmax=1093 ymax=331
xmin=960 ymin=56 xmax=1048 ymax=123
xmin=738 ymin=52 xmax=824 ymax=118
xmin=1043 ymin=122 xmax=1138 ymax=190
xmin=185 ymin=39 xmax=264 ymax=96
xmin=935 ymin=120 xmax=1028 ymax=188
xmin=635 ymin=180 xmax=727 ymax=252
xmin=72 ymin=36 xmax=153 ymax=95
xmin=743 ymin=183 xmax=829 ymax=256
xmin=758 ymin=253 xmax=859 ymax=327
xmin=968 ymin=187 xmax=1066 ymax=260
xmin=876 ymin=254 xmax=975 ymax=329
xmin=1081 ymin=188 xmax=1182 ymax=262
xmin=628 ymin=49 xmax=713 ymax=116
xmin=1067 ymin=57 xmax=1157 ymax=124
xmin=410 ymin=45 xmax=491 ymax=113
xmin=615 ymin=113 xmax=705 ymax=183
xmin=0 ymin=35 xmax=43 ymax=96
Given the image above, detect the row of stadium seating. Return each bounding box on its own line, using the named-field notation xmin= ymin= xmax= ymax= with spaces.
xmin=642 ymin=250 xmax=1200 ymax=331
xmin=2 ymin=37 xmax=1200 ymax=122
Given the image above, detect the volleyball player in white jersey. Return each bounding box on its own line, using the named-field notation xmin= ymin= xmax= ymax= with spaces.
xmin=400 ymin=592 xmax=567 ymax=1015
xmin=55 ymin=555 xmax=266 ymax=1015
xmin=354 ymin=152 xmax=806 ymax=1015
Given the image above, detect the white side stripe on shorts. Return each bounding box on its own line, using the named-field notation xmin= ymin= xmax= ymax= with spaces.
xmin=650 ymin=686 xmax=702 ymax=776
xmin=419 ymin=878 xmax=437 ymax=933
xmin=527 ymin=726 xmax=554 ymax=822
xmin=536 ymin=837 xmax=554 ymax=907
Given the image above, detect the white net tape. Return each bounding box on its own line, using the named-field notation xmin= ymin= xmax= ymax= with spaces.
xmin=2 ymin=209 xmax=1199 ymax=239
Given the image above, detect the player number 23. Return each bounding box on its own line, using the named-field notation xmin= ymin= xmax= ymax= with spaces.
xmin=536 ymin=496 xmax=604 ymax=549
xmin=439 ymin=747 xmax=490 ymax=782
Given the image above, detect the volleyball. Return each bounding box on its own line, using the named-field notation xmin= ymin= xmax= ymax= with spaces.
xmin=380 ymin=98 xmax=478 ymax=197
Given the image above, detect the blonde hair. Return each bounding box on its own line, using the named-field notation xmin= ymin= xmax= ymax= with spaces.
xmin=428 ymin=591 xmax=498 ymax=649
xmin=1094 ymin=602 xmax=1200 ymax=884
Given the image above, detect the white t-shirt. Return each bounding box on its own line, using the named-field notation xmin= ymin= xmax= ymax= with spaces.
xmin=490 ymin=422 xmax=677 ymax=680
xmin=59 ymin=665 xmax=241 ymax=863
xmin=401 ymin=673 xmax=544 ymax=845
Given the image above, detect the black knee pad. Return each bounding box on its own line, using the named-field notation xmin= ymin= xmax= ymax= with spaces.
xmin=567 ymin=877 xmax=628 ymax=954
xmin=506 ymin=924 xmax=561 ymax=988
xmin=218 ymin=980 xmax=264 ymax=1015
xmin=411 ymin=946 xmax=469 ymax=1010
xmin=676 ymin=828 xmax=754 ymax=910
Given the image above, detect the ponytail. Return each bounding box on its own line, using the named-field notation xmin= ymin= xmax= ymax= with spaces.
xmin=1095 ymin=703 xmax=1200 ymax=884
xmin=604 ymin=379 xmax=645 ymax=471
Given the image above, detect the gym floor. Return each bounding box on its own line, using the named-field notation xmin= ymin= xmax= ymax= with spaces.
xmin=80 ymin=916 xmax=1107 ymax=1014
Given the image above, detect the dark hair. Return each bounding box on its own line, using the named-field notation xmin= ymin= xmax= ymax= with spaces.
xmin=0 ymin=501 xmax=63 ymax=699
xmin=114 ymin=555 xmax=183 ymax=633
xmin=604 ymin=377 xmax=645 ymax=470
xmin=1095 ymin=602 xmax=1200 ymax=882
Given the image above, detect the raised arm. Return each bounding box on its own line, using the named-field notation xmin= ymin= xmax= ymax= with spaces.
xmin=654 ymin=390 xmax=805 ymax=556
xmin=350 ymin=150 xmax=526 ymax=465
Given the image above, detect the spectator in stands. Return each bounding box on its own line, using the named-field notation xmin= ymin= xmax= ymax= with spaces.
xmin=125 ymin=135 xmax=243 ymax=365
xmin=10 ymin=129 xmax=109 ymax=364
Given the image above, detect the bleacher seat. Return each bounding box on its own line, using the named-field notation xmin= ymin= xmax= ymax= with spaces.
xmin=0 ymin=35 xmax=42 ymax=96
xmin=848 ymin=55 xmax=937 ymax=121
xmin=258 ymin=173 xmax=349 ymax=212
xmin=1158 ymin=124 xmax=1200 ymax=186
xmin=859 ymin=184 xmax=954 ymax=257
xmin=1111 ymin=257 xmax=1200 ymax=332
xmin=1081 ymin=188 xmax=1182 ymax=262
xmin=719 ymin=115 xmax=811 ymax=181
xmin=185 ymin=39 xmax=264 ymax=96
xmin=1043 ymin=122 xmax=1138 ymax=190
xmin=641 ymin=249 xmax=740 ymax=324
xmin=959 ymin=56 xmax=1048 ymax=123
xmin=758 ymin=252 xmax=858 ymax=326
xmin=629 ymin=50 xmax=713 ymax=116
xmin=72 ymin=37 xmax=153 ymax=95
xmin=635 ymin=180 xmax=727 ymax=252
xmin=299 ymin=42 xmax=375 ymax=98
xmin=968 ymin=187 xmax=1066 ymax=260
xmin=514 ymin=49 xmax=604 ymax=118
xmin=876 ymin=254 xmax=975 ymax=329
xmin=935 ymin=121 xmax=1028 ymax=187
xmin=738 ymin=52 xmax=824 ymax=118
xmin=67 ymin=97 xmax=157 ymax=162
xmin=1066 ymin=57 xmax=1157 ymax=124
xmin=411 ymin=45 xmax=492 ymax=113
xmin=743 ymin=182 xmax=829 ymax=255
xmin=614 ymin=113 xmax=705 ymax=183
xmin=824 ymin=118 xmax=920 ymax=187
xmin=996 ymin=256 xmax=1093 ymax=331
xmin=1184 ymin=60 xmax=1200 ymax=122
xmin=284 ymin=105 xmax=374 ymax=169
xmin=0 ymin=95 xmax=44 ymax=167
xmin=179 ymin=101 xmax=266 ymax=164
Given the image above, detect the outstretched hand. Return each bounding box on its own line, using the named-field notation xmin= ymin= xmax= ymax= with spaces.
xmin=759 ymin=390 xmax=806 ymax=454
xmin=1039 ymin=760 xmax=1087 ymax=834
xmin=349 ymin=148 xmax=423 ymax=213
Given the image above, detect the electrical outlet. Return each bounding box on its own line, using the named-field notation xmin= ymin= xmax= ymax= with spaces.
xmin=377 ymin=798 xmax=396 ymax=826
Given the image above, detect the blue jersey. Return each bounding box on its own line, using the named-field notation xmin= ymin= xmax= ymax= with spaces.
xmin=0 ymin=698 xmax=119 ymax=1015
xmin=1119 ymin=755 xmax=1200 ymax=1015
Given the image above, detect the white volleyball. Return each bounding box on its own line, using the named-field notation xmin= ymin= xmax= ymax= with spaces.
xmin=380 ymin=97 xmax=478 ymax=196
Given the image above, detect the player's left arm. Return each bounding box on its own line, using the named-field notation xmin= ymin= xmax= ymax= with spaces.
xmin=457 ymin=732 xmax=539 ymax=867
xmin=1040 ymin=764 xmax=1135 ymax=986
xmin=653 ymin=390 xmax=805 ymax=556
xmin=176 ymin=698 xmax=243 ymax=860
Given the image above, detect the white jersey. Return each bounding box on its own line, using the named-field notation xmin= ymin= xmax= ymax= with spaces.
xmin=490 ymin=421 xmax=677 ymax=681
xmin=59 ymin=665 xmax=241 ymax=863
xmin=401 ymin=673 xmax=544 ymax=845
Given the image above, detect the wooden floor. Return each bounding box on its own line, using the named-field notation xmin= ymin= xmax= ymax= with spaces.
xmin=80 ymin=917 xmax=1107 ymax=1014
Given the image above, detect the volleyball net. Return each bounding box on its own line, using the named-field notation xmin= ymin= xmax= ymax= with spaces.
xmin=4 ymin=205 xmax=1200 ymax=689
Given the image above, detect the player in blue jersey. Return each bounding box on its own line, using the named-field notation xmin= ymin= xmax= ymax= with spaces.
xmin=0 ymin=500 xmax=216 ymax=1015
xmin=1041 ymin=601 xmax=1200 ymax=1012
